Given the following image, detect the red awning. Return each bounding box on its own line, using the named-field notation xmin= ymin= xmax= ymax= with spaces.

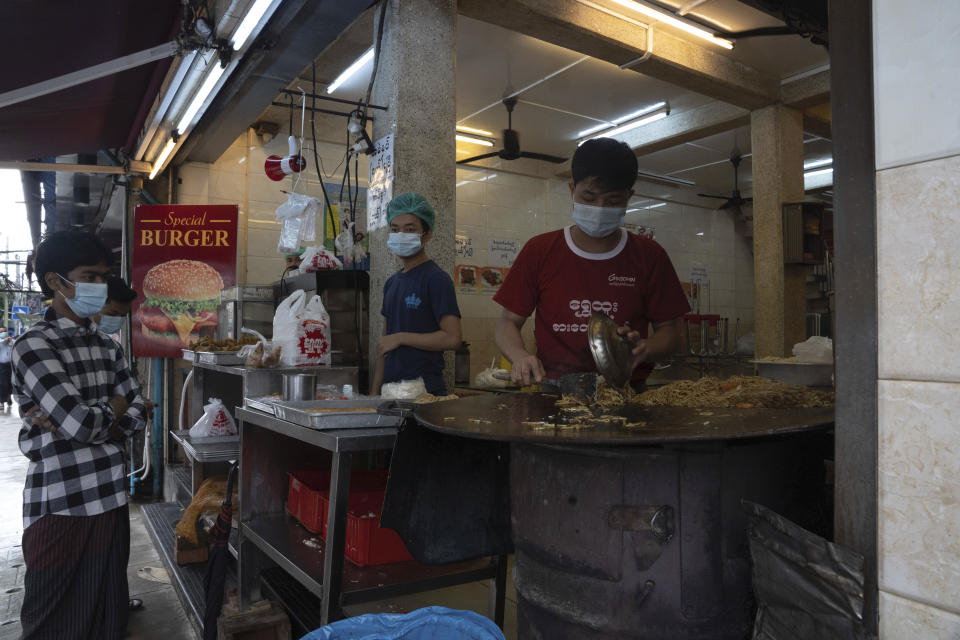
xmin=0 ymin=1 xmax=181 ymax=161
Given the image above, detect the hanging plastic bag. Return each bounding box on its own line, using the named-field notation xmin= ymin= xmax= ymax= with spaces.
xmin=335 ymin=220 xmax=355 ymax=267
xmin=189 ymin=398 xmax=237 ymax=437
xmin=300 ymin=245 xmax=343 ymax=272
xmin=276 ymin=192 xmax=320 ymax=253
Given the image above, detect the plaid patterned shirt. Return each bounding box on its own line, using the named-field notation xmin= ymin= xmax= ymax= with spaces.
xmin=13 ymin=308 xmax=146 ymax=529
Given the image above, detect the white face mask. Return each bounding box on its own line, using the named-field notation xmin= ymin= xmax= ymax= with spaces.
xmin=387 ymin=232 xmax=423 ymax=257
xmin=98 ymin=315 xmax=124 ymax=334
xmin=572 ymin=202 xmax=626 ymax=238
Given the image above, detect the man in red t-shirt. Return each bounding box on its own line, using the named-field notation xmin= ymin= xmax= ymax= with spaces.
xmin=494 ymin=138 xmax=690 ymax=388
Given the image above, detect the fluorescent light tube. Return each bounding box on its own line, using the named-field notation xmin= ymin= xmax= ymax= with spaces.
xmin=232 ymin=0 xmax=276 ymax=51
xmin=149 ymin=139 xmax=176 ymax=180
xmin=804 ymin=167 xmax=833 ymax=178
xmin=577 ymin=101 xmax=667 ymax=138
xmin=577 ymin=121 xmax=617 ymax=138
xmin=606 ymin=0 xmax=734 ymax=49
xmin=327 ymin=48 xmax=374 ymax=94
xmin=645 ymin=202 xmax=667 ymax=209
xmin=613 ymin=101 xmax=667 ymax=124
xmin=456 ymin=134 xmax=494 ymax=147
xmin=457 ymin=125 xmax=494 ymax=137
xmin=588 ymin=110 xmax=667 ymax=141
xmin=803 ymin=157 xmax=833 ymax=170
xmin=176 ymin=64 xmax=225 ymax=134
xmin=636 ymin=170 xmax=695 ymax=186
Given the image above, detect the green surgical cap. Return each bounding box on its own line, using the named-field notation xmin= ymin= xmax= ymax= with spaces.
xmin=386 ymin=192 xmax=435 ymax=230
xmin=285 ymin=246 xmax=306 ymax=258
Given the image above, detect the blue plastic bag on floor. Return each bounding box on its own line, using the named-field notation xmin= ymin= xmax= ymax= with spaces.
xmin=299 ymin=606 xmax=506 ymax=640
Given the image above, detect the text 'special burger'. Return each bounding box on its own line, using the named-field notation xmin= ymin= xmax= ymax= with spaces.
xmin=139 ymin=259 xmax=223 ymax=347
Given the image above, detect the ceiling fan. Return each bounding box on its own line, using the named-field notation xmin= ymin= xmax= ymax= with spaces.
xmin=457 ymin=96 xmax=568 ymax=166
xmin=697 ymin=150 xmax=753 ymax=211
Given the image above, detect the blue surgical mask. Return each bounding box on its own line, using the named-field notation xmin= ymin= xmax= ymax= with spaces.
xmin=387 ymin=232 xmax=423 ymax=257
xmin=572 ymin=202 xmax=626 ymax=238
xmin=98 ymin=315 xmax=124 ymax=334
xmin=57 ymin=274 xmax=107 ymax=318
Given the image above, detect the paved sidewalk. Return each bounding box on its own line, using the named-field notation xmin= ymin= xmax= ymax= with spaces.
xmin=0 ymin=409 xmax=196 ymax=640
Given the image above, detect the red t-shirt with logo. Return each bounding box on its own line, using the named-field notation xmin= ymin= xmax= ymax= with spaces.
xmin=493 ymin=227 xmax=690 ymax=384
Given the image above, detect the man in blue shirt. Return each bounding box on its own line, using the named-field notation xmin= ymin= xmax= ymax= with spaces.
xmin=372 ymin=192 xmax=461 ymax=396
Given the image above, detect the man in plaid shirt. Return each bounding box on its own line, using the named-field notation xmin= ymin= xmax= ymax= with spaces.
xmin=13 ymin=231 xmax=146 ymax=640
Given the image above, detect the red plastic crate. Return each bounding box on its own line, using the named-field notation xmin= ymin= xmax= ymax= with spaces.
xmin=286 ymin=470 xmax=329 ymax=535
xmin=286 ymin=470 xmax=412 ymax=566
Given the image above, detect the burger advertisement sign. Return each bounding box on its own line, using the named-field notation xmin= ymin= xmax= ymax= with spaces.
xmin=132 ymin=205 xmax=238 ymax=358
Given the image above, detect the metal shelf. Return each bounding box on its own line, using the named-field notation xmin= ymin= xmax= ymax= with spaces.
xmin=236 ymin=407 xmax=396 ymax=453
xmin=241 ymin=514 xmax=498 ymax=607
xmin=191 ymin=360 xmax=359 ymax=377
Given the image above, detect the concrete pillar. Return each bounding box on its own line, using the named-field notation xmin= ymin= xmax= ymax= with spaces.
xmin=368 ymin=0 xmax=457 ymax=389
xmin=749 ymin=104 xmax=806 ymax=357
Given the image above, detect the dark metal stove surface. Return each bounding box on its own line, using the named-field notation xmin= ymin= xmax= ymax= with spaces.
xmin=415 ymin=393 xmax=834 ymax=445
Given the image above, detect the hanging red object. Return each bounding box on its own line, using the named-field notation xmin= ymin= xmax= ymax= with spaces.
xmin=264 ymin=135 xmax=306 ymax=181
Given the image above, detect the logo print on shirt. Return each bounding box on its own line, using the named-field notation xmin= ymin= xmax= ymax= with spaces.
xmin=569 ymin=299 xmax=619 ymax=318
xmin=608 ymin=274 xmax=637 ymax=287
xmin=405 ymin=293 xmax=422 ymax=309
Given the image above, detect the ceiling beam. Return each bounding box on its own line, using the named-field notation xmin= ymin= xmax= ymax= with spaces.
xmin=619 ymin=69 xmax=831 ymax=156
xmin=780 ymin=69 xmax=830 ymax=108
xmin=620 ymin=101 xmax=750 ymax=156
xmin=0 ymin=161 xmax=150 ymax=174
xmin=458 ymin=0 xmax=780 ymax=110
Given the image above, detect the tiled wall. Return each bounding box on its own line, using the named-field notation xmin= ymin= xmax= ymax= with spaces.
xmin=454 ymin=161 xmax=755 ymax=380
xmin=874 ymin=1 xmax=960 ymax=635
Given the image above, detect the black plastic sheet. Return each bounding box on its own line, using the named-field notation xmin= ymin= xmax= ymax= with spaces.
xmin=381 ymin=419 xmax=513 ymax=564
xmin=744 ymin=500 xmax=869 ymax=640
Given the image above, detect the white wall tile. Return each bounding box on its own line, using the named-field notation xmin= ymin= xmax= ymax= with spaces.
xmin=874 ymin=0 xmax=960 ymax=169
xmin=246 ymin=255 xmax=285 ymax=284
xmin=880 ymin=591 xmax=960 ymax=640
xmin=455 ymin=180 xmax=485 ymax=205
xmin=877 ymin=154 xmax=960 ymax=382
xmin=176 ymin=163 xmax=210 ymax=201
xmin=879 ymin=380 xmax=960 ymax=612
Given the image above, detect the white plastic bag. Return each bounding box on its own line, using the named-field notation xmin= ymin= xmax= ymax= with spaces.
xmin=300 ymin=245 xmax=343 ymax=272
xmin=381 ymin=378 xmax=427 ymax=400
xmin=276 ymin=193 xmax=320 ymax=253
xmin=189 ymin=398 xmax=237 ymax=437
xmin=792 ymin=336 xmax=833 ymax=364
xmin=274 ymin=291 xmax=331 ymax=367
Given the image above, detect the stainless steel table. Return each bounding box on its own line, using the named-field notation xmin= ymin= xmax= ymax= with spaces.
xmin=236 ymin=407 xmax=507 ymax=627
xmin=171 ymin=362 xmax=358 ymax=502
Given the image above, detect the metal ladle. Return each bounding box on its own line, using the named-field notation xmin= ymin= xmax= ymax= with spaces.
xmin=587 ymin=312 xmax=636 ymax=388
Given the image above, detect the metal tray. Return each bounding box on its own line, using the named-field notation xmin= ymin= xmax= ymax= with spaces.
xmin=171 ymin=430 xmax=240 ymax=462
xmin=752 ymin=361 xmax=833 ymax=387
xmin=272 ymin=399 xmax=402 ymax=429
xmin=197 ymin=350 xmax=245 ymax=365
xmin=244 ymin=397 xmax=280 ymax=415
xmin=181 ymin=349 xmax=195 ymax=362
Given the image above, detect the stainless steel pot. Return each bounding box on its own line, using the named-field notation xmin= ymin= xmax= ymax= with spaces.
xmin=282 ymin=373 xmax=316 ymax=401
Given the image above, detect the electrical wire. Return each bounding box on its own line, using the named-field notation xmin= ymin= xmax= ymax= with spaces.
xmin=361 ymin=0 xmax=389 ymax=126
xmin=311 ymin=62 xmax=339 ymax=245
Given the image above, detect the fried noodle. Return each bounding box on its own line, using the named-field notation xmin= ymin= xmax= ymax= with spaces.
xmin=634 ymin=375 xmax=834 ymax=409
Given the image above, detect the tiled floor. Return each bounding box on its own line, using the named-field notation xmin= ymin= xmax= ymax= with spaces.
xmin=0 ymin=407 xmax=517 ymax=639
xmin=0 ymin=409 xmax=198 ymax=640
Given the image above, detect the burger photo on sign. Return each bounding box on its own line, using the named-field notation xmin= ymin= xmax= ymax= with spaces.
xmin=139 ymin=259 xmax=224 ymax=347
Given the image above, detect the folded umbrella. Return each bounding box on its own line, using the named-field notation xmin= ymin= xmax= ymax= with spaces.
xmin=202 ymin=460 xmax=239 ymax=640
